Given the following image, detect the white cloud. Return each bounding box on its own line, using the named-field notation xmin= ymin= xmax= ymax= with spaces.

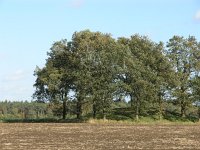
xmin=0 ymin=84 xmax=33 ymax=101
xmin=4 ymin=69 xmax=27 ymax=81
xmin=194 ymin=10 xmax=200 ymax=21
xmin=0 ymin=69 xmax=34 ymax=101
xmin=0 ymin=52 xmax=6 ymax=60
xmin=69 ymin=0 xmax=85 ymax=8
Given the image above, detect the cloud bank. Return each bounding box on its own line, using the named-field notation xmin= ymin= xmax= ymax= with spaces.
xmin=4 ymin=69 xmax=27 ymax=81
xmin=69 ymin=0 xmax=85 ymax=8
xmin=0 ymin=69 xmax=33 ymax=101
xmin=194 ymin=10 xmax=200 ymax=21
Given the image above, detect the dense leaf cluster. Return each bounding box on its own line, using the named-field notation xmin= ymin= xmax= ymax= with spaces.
xmin=0 ymin=101 xmax=51 ymax=119
xmin=33 ymin=30 xmax=200 ymax=121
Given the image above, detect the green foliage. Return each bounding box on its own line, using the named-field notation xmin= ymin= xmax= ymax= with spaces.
xmin=166 ymin=36 xmax=200 ymax=117
xmin=30 ymin=30 xmax=200 ymax=122
xmin=0 ymin=101 xmax=52 ymax=120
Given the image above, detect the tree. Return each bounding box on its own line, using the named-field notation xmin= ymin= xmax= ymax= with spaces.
xmin=166 ymin=36 xmax=200 ymax=117
xmin=117 ymin=35 xmax=175 ymax=120
xmin=34 ymin=30 xmax=120 ymax=120
xmin=33 ymin=40 xmax=74 ymax=119
xmin=70 ymin=30 xmax=119 ymax=119
xmin=33 ymin=30 xmax=200 ymax=121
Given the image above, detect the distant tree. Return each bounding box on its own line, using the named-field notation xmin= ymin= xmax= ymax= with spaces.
xmin=69 ymin=30 xmax=119 ymax=119
xmin=117 ymin=35 xmax=175 ymax=120
xmin=33 ymin=40 xmax=74 ymax=119
xmin=166 ymin=36 xmax=200 ymax=117
xmin=32 ymin=30 xmax=200 ymax=121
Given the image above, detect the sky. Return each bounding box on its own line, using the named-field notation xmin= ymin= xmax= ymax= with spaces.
xmin=0 ymin=0 xmax=200 ymax=101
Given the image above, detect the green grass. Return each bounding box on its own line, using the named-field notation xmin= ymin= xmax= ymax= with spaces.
xmin=0 ymin=106 xmax=199 ymax=124
xmin=0 ymin=116 xmax=199 ymax=125
xmin=0 ymin=118 xmax=84 ymax=123
xmin=86 ymin=117 xmax=200 ymax=125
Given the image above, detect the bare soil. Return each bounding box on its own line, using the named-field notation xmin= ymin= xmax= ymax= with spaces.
xmin=0 ymin=123 xmax=200 ymax=149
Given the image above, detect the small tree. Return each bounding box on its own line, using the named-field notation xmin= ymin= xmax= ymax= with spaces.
xmin=166 ymin=36 xmax=200 ymax=117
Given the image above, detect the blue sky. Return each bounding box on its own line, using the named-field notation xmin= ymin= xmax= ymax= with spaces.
xmin=0 ymin=0 xmax=200 ymax=101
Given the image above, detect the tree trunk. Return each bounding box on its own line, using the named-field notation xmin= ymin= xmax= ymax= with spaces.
xmin=24 ymin=108 xmax=28 ymax=119
xmin=180 ymin=66 xmax=187 ymax=118
xmin=159 ymin=103 xmax=163 ymax=120
xmin=93 ymin=102 xmax=97 ymax=119
xmin=158 ymin=93 xmax=163 ymax=120
xmin=130 ymin=93 xmax=134 ymax=107
xmin=181 ymin=101 xmax=186 ymax=118
xmin=62 ymin=98 xmax=67 ymax=120
xmin=36 ymin=111 xmax=39 ymax=119
xmin=135 ymin=102 xmax=139 ymax=121
xmin=135 ymin=96 xmax=139 ymax=121
xmin=77 ymin=98 xmax=82 ymax=120
xmin=103 ymin=109 xmax=106 ymax=120
xmin=180 ymin=85 xmax=186 ymax=118
xmin=198 ymin=107 xmax=200 ymax=122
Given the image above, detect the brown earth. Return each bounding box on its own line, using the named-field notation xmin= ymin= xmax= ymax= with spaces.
xmin=0 ymin=123 xmax=200 ymax=149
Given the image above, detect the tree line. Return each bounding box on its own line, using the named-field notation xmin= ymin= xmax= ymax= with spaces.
xmin=0 ymin=100 xmax=129 ymax=120
xmin=33 ymin=30 xmax=200 ymax=121
xmin=0 ymin=101 xmax=51 ymax=119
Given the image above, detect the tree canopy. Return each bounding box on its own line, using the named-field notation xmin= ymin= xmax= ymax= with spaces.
xmin=33 ymin=30 xmax=200 ymax=121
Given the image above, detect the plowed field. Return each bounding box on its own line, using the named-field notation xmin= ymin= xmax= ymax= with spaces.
xmin=0 ymin=123 xmax=200 ymax=149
